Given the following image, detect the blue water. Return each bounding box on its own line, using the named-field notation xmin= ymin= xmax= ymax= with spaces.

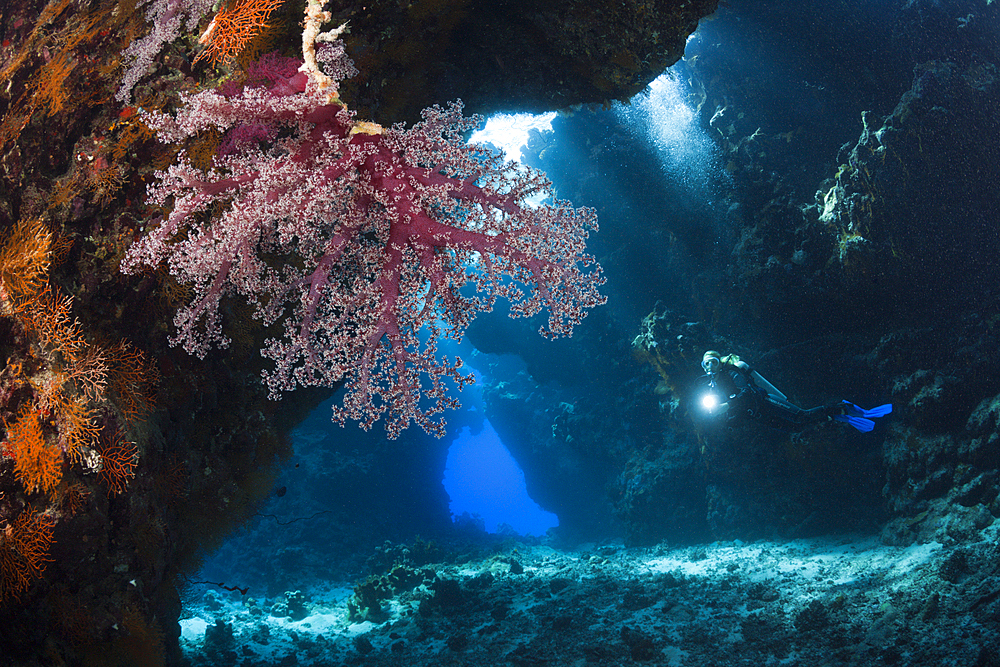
xmin=443 ymin=418 xmax=558 ymax=536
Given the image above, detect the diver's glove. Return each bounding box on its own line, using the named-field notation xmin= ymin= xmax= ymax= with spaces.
xmin=834 ymin=401 xmax=893 ymax=432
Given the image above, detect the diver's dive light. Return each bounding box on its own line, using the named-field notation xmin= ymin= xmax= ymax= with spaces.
xmin=699 ymin=374 xmax=723 ymax=414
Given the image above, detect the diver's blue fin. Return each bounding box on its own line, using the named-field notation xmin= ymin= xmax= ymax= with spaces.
xmin=862 ymin=403 xmax=893 ymax=418
xmin=837 ymin=401 xmax=892 ymax=431
xmin=842 ymin=400 xmax=893 ymax=419
xmin=834 ymin=414 xmax=875 ymax=432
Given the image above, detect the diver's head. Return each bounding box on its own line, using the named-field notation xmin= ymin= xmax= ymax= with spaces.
xmin=701 ymin=350 xmax=721 ymax=375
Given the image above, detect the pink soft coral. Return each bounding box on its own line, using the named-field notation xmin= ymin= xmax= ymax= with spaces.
xmin=123 ymin=37 xmax=604 ymax=438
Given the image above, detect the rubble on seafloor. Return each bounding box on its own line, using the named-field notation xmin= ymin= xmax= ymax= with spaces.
xmin=180 ymin=524 xmax=1000 ymax=666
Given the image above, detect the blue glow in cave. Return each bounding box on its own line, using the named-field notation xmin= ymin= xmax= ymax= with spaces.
xmin=443 ymin=417 xmax=558 ymax=536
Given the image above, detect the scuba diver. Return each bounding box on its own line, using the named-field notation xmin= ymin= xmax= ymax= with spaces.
xmin=698 ymin=350 xmax=892 ymax=432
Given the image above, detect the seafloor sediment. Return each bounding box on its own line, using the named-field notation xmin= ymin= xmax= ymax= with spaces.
xmin=180 ymin=527 xmax=1000 ymax=666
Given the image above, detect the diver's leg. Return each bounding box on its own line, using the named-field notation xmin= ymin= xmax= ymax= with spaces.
xmin=762 ymin=396 xmax=841 ymax=427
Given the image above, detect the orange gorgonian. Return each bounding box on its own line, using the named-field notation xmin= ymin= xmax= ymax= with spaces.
xmin=195 ymin=0 xmax=286 ymax=66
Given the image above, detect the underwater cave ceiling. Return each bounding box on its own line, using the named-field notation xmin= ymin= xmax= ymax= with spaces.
xmin=336 ymin=0 xmax=722 ymax=124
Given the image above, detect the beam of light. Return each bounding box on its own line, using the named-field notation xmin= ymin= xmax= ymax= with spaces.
xmin=615 ymin=72 xmax=721 ymax=191
xmin=469 ymin=112 xmax=557 ymax=163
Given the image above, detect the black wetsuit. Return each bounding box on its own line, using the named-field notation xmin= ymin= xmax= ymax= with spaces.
xmin=704 ymin=364 xmax=842 ymax=431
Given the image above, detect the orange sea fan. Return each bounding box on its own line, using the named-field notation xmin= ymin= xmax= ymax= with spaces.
xmin=111 ymin=117 xmax=155 ymax=162
xmin=195 ymin=0 xmax=287 ymax=66
xmin=0 ymin=218 xmax=52 ymax=312
xmin=98 ymin=430 xmax=138 ymax=496
xmin=15 ymin=286 xmax=85 ymax=359
xmin=106 ymin=341 xmax=158 ymax=423
xmin=60 ymin=483 xmax=91 ymax=516
xmin=56 ymin=396 xmax=100 ymax=462
xmin=28 ymin=368 xmax=68 ymax=417
xmin=5 ymin=404 xmax=62 ymax=497
xmin=28 ymin=48 xmax=77 ymax=116
xmin=118 ymin=603 xmax=166 ymax=666
xmin=0 ymin=510 xmax=55 ymax=602
xmin=64 ymin=344 xmax=109 ymax=404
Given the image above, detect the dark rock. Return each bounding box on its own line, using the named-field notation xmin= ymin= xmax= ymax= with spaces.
xmin=354 ymin=635 xmax=374 ymax=654
xmin=204 ymin=618 xmax=237 ymax=663
xmin=284 ymin=590 xmax=309 ymax=621
xmin=552 ymin=614 xmax=573 ymax=631
xmin=491 ymin=603 xmax=510 ymax=621
xmin=337 ymin=0 xmax=721 ymax=125
xmin=621 ymin=588 xmax=654 ymax=611
xmin=432 ymin=577 xmax=464 ymax=608
xmin=794 ymin=600 xmax=829 ymax=632
xmin=747 ymin=583 xmax=780 ymax=603
xmin=549 ymin=578 xmax=571 ymax=594
xmin=446 ymin=632 xmax=468 ymax=651
xmin=620 ymin=625 xmax=659 ymax=661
